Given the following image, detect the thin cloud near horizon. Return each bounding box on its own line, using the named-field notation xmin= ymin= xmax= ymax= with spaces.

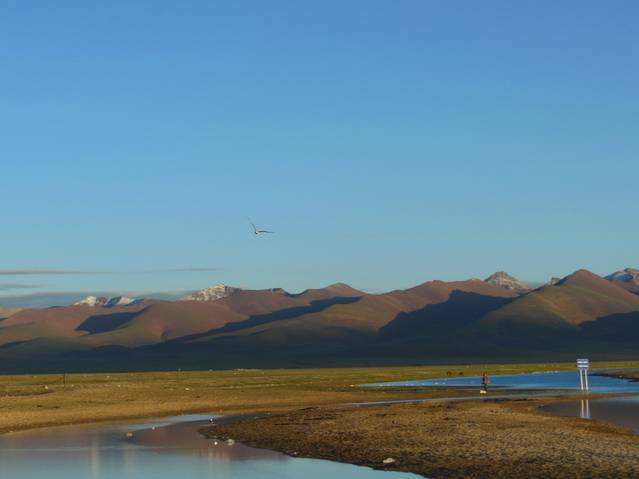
xmin=0 ymin=283 xmax=43 ymax=291
xmin=0 ymin=267 xmax=223 ymax=276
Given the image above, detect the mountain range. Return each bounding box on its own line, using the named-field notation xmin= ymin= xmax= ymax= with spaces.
xmin=0 ymin=268 xmax=637 ymax=372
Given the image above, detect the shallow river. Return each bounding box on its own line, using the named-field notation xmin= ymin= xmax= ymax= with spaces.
xmin=0 ymin=414 xmax=419 ymax=479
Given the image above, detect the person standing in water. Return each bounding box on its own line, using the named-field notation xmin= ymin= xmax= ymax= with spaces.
xmin=481 ymin=372 xmax=489 ymax=393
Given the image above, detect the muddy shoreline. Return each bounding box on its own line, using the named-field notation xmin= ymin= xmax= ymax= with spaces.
xmin=597 ymin=369 xmax=639 ymax=382
xmin=202 ymin=395 xmax=639 ymax=479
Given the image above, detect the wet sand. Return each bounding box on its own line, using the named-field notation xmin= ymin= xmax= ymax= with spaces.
xmin=203 ymin=397 xmax=639 ymax=479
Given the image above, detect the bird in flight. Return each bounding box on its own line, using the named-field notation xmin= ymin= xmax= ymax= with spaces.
xmin=249 ymin=218 xmax=275 ymax=235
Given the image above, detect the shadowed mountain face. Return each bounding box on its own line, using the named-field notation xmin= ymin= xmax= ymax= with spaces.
xmin=581 ymin=312 xmax=639 ymax=342
xmin=0 ymin=284 xmax=366 ymax=360
xmin=172 ymin=280 xmax=518 ymax=356
xmin=76 ymin=310 xmax=147 ymax=335
xmin=453 ymin=270 xmax=639 ymax=353
xmin=478 ymin=270 xmax=639 ymax=329
xmin=0 ymin=272 xmax=638 ymax=372
xmin=174 ymin=296 xmax=363 ymax=343
xmin=379 ymin=291 xmax=514 ymax=340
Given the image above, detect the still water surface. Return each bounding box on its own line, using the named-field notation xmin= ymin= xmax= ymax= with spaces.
xmin=0 ymin=414 xmax=420 ymax=479
xmin=368 ymin=371 xmax=639 ymax=394
xmin=543 ymin=396 xmax=639 ymax=433
xmin=368 ymin=371 xmax=639 ymax=434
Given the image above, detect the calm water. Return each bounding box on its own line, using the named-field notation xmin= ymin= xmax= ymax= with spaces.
xmin=543 ymin=396 xmax=639 ymax=433
xmin=0 ymin=414 xmax=420 ymax=479
xmin=367 ymin=371 xmax=639 ymax=393
xmin=368 ymin=371 xmax=639 ymax=434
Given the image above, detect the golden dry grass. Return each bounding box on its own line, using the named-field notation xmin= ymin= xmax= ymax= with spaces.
xmin=4 ymin=361 xmax=634 ymax=434
xmin=2 ymin=361 xmax=639 ymax=478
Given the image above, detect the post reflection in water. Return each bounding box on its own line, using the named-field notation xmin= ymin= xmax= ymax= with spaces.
xmin=90 ymin=436 xmax=101 ymax=479
xmin=544 ymin=396 xmax=639 ymax=434
xmin=0 ymin=415 xmax=420 ymax=479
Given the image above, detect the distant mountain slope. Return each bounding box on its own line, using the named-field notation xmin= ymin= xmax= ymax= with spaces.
xmin=0 ymin=283 xmax=364 ymax=356
xmin=379 ymin=290 xmax=513 ymax=340
xmin=213 ymin=283 xmax=365 ymax=317
xmin=74 ymin=295 xmax=142 ymax=307
xmin=481 ymin=269 xmax=639 ymax=326
xmin=0 ymin=291 xmax=189 ymax=309
xmin=483 ymin=272 xmax=530 ymax=293
xmin=0 ymin=272 xmax=638 ymax=372
xmin=466 ymin=270 xmax=639 ymax=350
xmin=606 ymin=268 xmax=639 ymax=294
xmin=181 ymin=285 xmax=240 ymax=302
xmin=0 ymin=302 xmax=152 ymax=352
xmin=0 ymin=307 xmax=20 ymax=319
xmin=1 ymin=304 xmax=144 ymax=330
xmin=178 ymin=280 xmax=517 ymax=354
xmin=173 ymin=271 xmax=639 ymax=361
xmin=78 ymin=300 xmax=246 ymax=347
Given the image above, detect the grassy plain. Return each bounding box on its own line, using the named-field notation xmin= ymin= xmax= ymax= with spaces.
xmin=1 ymin=360 xmax=637 ymax=434
xmin=2 ymin=361 xmax=639 ymax=478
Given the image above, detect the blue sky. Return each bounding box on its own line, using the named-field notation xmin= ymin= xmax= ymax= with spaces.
xmin=1 ymin=1 xmax=638 ymax=297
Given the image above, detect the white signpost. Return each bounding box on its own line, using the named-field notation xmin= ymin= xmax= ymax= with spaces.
xmin=577 ymin=358 xmax=590 ymax=391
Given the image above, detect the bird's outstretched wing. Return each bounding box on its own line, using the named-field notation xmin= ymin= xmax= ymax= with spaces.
xmin=258 ymin=230 xmax=275 ymax=234
xmin=248 ymin=218 xmax=258 ymax=234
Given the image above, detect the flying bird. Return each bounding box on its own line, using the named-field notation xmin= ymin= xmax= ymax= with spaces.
xmin=249 ymin=219 xmax=275 ymax=235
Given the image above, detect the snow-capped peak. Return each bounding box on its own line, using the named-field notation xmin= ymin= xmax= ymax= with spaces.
xmin=74 ymin=296 xmax=108 ymax=307
xmin=73 ymin=295 xmax=141 ymax=307
xmin=606 ymin=268 xmax=639 ymax=283
xmin=105 ymin=296 xmax=139 ymax=307
xmin=483 ymin=271 xmax=530 ymax=293
xmin=181 ymin=284 xmax=240 ymax=302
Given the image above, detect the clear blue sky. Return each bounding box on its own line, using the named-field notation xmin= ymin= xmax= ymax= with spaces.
xmin=2 ymin=1 xmax=638 ymax=297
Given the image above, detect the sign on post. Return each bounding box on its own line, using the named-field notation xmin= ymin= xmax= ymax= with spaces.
xmin=576 ymin=358 xmax=590 ymax=391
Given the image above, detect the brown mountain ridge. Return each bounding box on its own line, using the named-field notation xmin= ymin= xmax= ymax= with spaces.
xmin=0 ymin=271 xmax=637 ymax=372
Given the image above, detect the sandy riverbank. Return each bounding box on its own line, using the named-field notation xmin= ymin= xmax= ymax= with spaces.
xmin=203 ymin=396 xmax=639 ymax=479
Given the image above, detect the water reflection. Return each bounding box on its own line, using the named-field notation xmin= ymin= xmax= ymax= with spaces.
xmin=544 ymin=396 xmax=639 ymax=433
xmin=579 ymin=399 xmax=590 ymax=420
xmin=0 ymin=415 xmax=420 ymax=479
xmin=129 ymin=418 xmax=289 ymax=461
